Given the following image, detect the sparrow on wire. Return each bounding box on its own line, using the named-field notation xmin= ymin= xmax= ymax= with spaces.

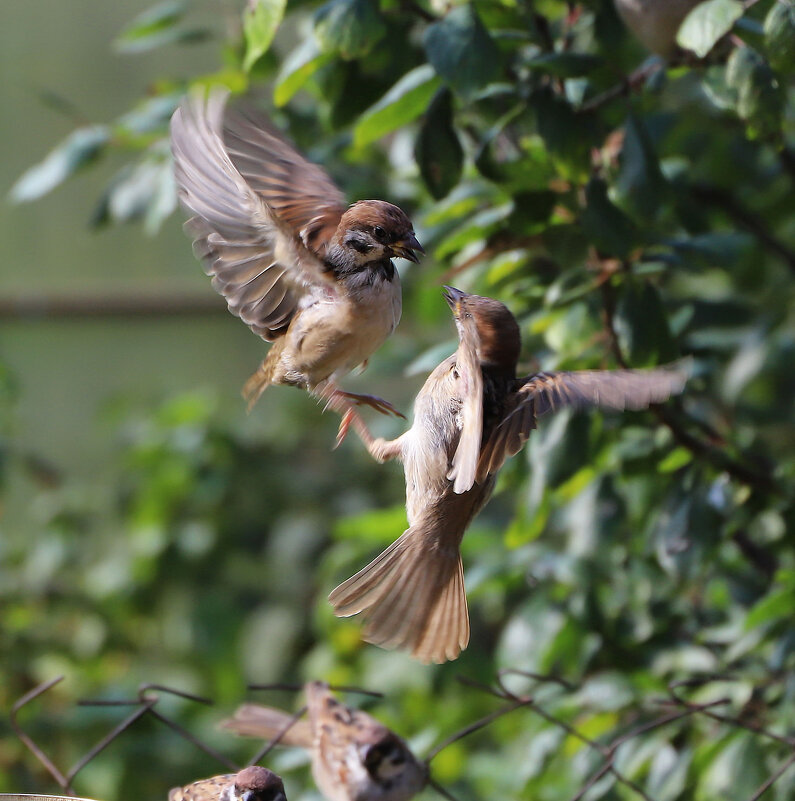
xmin=170 ymin=88 xmax=423 ymax=417
xmin=169 ymin=766 xmax=286 ymax=801
xmin=329 ymin=287 xmax=689 ymax=663
xmin=223 ymin=681 xmax=427 ymax=801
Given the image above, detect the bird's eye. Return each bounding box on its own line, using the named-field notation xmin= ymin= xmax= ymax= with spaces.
xmin=373 ymin=225 xmax=387 ymax=241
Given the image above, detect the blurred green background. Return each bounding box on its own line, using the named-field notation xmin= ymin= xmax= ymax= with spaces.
xmin=1 ymin=1 xmax=794 ymax=800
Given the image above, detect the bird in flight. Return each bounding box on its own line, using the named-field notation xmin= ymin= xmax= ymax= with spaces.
xmin=330 ymin=287 xmax=689 ymax=663
xmin=170 ymin=88 xmax=423 ymax=418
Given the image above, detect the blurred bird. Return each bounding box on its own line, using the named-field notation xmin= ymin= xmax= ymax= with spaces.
xmin=170 ymin=88 xmax=423 ymax=417
xmin=329 ymin=287 xmax=689 ymax=663
xmin=223 ymin=681 xmax=427 ymax=801
xmin=614 ymin=0 xmax=705 ymax=56
xmin=169 ymin=766 xmax=286 ymax=801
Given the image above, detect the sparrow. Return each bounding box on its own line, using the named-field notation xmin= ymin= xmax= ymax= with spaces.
xmin=614 ymin=0 xmax=704 ymax=56
xmin=170 ymin=88 xmax=423 ymax=417
xmin=223 ymin=681 xmax=428 ymax=801
xmin=169 ymin=766 xmax=287 ymax=801
xmin=329 ymin=287 xmax=689 ymax=663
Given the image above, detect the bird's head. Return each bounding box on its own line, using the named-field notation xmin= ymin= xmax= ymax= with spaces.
xmin=232 ymin=766 xmax=287 ymax=801
xmin=330 ymin=200 xmax=424 ymax=271
xmin=359 ymin=732 xmax=428 ymax=794
xmin=443 ymin=286 xmax=521 ymax=373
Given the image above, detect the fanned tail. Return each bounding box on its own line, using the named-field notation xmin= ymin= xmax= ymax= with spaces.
xmin=328 ymin=518 xmax=469 ymax=664
xmin=222 ymin=703 xmax=312 ymax=748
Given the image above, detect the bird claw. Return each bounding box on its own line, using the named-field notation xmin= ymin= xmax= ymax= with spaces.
xmin=339 ymin=391 xmax=405 ymax=419
xmin=335 ymin=408 xmax=356 ymax=449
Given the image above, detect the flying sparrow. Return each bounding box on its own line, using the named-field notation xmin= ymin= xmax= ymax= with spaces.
xmin=169 ymin=766 xmax=287 ymax=801
xmin=170 ymin=88 xmax=423 ymax=417
xmin=329 ymin=287 xmax=689 ymax=663
xmin=223 ymin=681 xmax=428 ymax=801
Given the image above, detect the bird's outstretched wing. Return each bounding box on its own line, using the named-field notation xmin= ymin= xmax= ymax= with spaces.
xmin=170 ymin=88 xmax=338 ymax=341
xmin=477 ymin=364 xmax=689 ymax=482
xmin=222 ymin=104 xmax=347 ymax=256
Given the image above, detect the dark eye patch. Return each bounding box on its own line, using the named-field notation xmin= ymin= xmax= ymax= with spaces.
xmin=372 ymin=225 xmax=387 ymax=241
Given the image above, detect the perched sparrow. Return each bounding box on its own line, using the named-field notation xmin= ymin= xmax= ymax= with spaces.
xmin=170 ymin=88 xmax=423 ymax=416
xmin=614 ymin=0 xmax=704 ymax=56
xmin=223 ymin=681 xmax=428 ymax=801
xmin=330 ymin=287 xmax=689 ymax=663
xmin=169 ymin=766 xmax=286 ymax=801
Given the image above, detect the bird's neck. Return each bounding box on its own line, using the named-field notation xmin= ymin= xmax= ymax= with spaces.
xmin=324 ymin=246 xmax=396 ymax=283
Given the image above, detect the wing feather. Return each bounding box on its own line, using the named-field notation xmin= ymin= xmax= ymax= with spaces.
xmin=171 ymin=88 xmax=336 ymax=342
xmin=477 ymin=363 xmax=689 ymax=482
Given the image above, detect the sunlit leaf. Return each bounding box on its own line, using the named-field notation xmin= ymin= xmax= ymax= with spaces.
xmin=677 ymin=0 xmax=744 ymax=58
xmin=243 ymin=0 xmax=287 ymax=71
xmin=273 ymin=37 xmax=332 ymax=106
xmin=353 ymin=65 xmax=440 ymax=147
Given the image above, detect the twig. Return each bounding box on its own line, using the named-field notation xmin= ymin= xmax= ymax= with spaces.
xmin=689 ymin=184 xmax=795 ymax=277
xmin=599 ymin=276 xmax=781 ymax=500
xmin=578 ymin=60 xmax=663 ymax=114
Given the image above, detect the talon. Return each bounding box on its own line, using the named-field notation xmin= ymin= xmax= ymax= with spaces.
xmin=335 ymin=409 xmax=355 ymax=449
xmin=339 ymin=391 xmax=405 ymax=418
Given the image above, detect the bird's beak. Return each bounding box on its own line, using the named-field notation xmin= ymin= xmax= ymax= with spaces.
xmin=443 ymin=285 xmax=468 ymax=313
xmin=391 ymin=232 xmax=425 ymax=263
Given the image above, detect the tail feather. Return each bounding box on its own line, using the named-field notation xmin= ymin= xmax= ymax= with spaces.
xmin=222 ymin=703 xmax=312 ymax=748
xmin=328 ymin=520 xmax=470 ymax=664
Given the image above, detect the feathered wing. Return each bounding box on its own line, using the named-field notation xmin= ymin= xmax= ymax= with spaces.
xmin=447 ymin=322 xmax=484 ymax=495
xmin=328 ymin=507 xmax=471 ymax=664
xmin=477 ymin=363 xmax=689 ymax=481
xmin=222 ymin=703 xmax=313 ymax=748
xmin=222 ymin=105 xmax=347 ymax=256
xmin=170 ymin=88 xmax=337 ymax=341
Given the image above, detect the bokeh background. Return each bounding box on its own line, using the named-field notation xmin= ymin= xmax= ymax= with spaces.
xmin=1 ymin=1 xmax=794 ymax=800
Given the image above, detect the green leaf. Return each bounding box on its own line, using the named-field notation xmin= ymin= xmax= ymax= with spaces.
xmin=423 ymin=5 xmax=500 ymax=99
xmin=313 ymin=0 xmax=386 ymax=60
xmin=615 ymin=280 xmax=677 ymax=367
xmin=532 ymin=88 xmax=592 ymax=178
xmin=414 ymin=89 xmax=463 ymax=200
xmin=243 ymin=0 xmax=287 ymax=72
xmin=353 ymin=65 xmax=440 ymax=147
xmin=580 ymin=178 xmax=640 ymax=258
xmin=615 ymin=113 xmax=666 ymax=220
xmin=273 ymin=37 xmax=332 ymax=106
xmin=113 ymin=0 xmax=208 ymax=53
xmin=726 ymin=46 xmax=784 ymax=139
xmin=658 ymin=447 xmax=693 ymax=473
xmin=764 ymin=1 xmax=795 ymax=74
xmin=677 ymin=0 xmax=744 ymax=58
xmin=523 ymin=52 xmax=603 ymax=78
xmin=9 ymin=126 xmax=110 ymax=203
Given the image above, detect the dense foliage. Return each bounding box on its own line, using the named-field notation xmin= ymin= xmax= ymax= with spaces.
xmin=3 ymin=1 xmax=794 ymax=800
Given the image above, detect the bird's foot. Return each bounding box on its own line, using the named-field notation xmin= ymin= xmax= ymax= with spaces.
xmin=336 ymin=391 xmax=405 ymax=419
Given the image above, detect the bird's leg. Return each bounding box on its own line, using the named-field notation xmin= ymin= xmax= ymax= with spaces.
xmin=335 ymin=390 xmax=406 ymax=419
xmin=334 ymin=408 xmax=403 ymax=462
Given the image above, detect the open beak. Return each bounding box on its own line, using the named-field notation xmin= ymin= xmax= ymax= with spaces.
xmin=443 ymin=285 xmax=468 ymax=311
xmin=391 ymin=232 xmax=425 ymax=263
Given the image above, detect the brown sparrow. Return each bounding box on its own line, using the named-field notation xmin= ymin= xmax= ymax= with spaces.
xmin=223 ymin=682 xmax=428 ymax=801
xmin=329 ymin=287 xmax=689 ymax=663
xmin=170 ymin=88 xmax=423 ymax=416
xmin=169 ymin=766 xmax=287 ymax=801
